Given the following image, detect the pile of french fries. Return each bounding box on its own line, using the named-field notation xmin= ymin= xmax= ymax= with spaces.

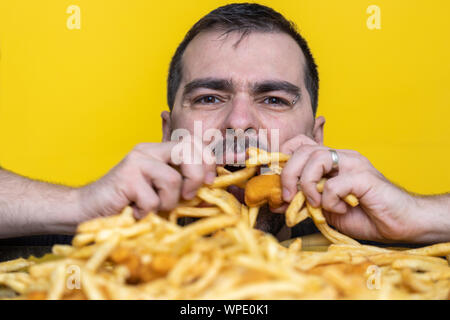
xmin=0 ymin=148 xmax=449 ymax=299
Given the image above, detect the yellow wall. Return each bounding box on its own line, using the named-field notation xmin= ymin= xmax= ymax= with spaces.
xmin=0 ymin=0 xmax=449 ymax=193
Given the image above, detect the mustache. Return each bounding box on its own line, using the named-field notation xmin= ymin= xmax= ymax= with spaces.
xmin=211 ymin=133 xmax=268 ymax=155
xmin=209 ymin=132 xmax=268 ymax=165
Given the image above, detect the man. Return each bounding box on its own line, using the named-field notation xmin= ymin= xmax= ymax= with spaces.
xmin=0 ymin=3 xmax=449 ymax=249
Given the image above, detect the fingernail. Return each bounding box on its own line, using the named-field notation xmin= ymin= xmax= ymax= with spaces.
xmin=205 ymin=172 xmax=216 ymax=185
xmin=282 ymin=188 xmax=291 ymax=201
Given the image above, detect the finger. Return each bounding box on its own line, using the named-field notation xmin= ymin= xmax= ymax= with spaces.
xmin=180 ymin=163 xmax=207 ymax=200
xmin=129 ymin=175 xmax=160 ymax=219
xmin=321 ymin=176 xmax=350 ymax=214
xmin=180 ymin=140 xmax=217 ymax=200
xmin=323 ymin=208 xmax=382 ymax=241
xmin=132 ymin=142 xmax=178 ymax=164
xmin=280 ymin=145 xmax=323 ymax=202
xmin=299 ymin=149 xmax=334 ymax=207
xmin=201 ymin=142 xmax=217 ymax=184
xmin=280 ymin=134 xmax=318 ymax=155
xmin=141 ymin=161 xmax=182 ymax=211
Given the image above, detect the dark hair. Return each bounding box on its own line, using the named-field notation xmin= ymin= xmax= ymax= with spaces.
xmin=167 ymin=2 xmax=319 ymax=115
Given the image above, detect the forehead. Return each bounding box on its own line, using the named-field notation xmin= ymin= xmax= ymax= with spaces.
xmin=181 ymin=30 xmax=306 ymax=89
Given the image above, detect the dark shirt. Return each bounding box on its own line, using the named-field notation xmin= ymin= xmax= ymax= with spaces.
xmin=0 ymin=235 xmax=73 ymax=261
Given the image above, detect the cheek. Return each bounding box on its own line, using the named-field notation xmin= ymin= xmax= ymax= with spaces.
xmin=171 ymin=110 xmax=225 ymax=137
xmin=262 ymin=112 xmax=313 ymax=148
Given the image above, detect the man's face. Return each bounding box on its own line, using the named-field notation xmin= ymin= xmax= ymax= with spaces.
xmin=164 ymin=30 xmax=323 ymax=157
xmin=162 ymin=30 xmax=324 ymax=235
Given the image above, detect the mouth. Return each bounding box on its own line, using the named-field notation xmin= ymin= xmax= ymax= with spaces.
xmin=211 ymin=133 xmax=268 ymax=167
xmin=223 ymin=163 xmax=247 ymax=172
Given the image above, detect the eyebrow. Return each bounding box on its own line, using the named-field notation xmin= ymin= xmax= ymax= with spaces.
xmin=183 ymin=78 xmax=233 ymax=98
xmin=182 ymin=78 xmax=301 ymax=99
xmin=251 ymin=80 xmax=301 ymax=97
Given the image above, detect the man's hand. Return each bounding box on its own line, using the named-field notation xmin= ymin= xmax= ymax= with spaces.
xmin=279 ymin=135 xmax=450 ymax=243
xmin=0 ymin=140 xmax=216 ymax=238
xmin=77 ymin=141 xmax=216 ymax=221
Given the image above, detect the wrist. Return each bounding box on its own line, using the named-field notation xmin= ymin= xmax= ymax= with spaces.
xmin=42 ymin=187 xmax=84 ymax=234
xmin=406 ymin=195 xmax=450 ymax=243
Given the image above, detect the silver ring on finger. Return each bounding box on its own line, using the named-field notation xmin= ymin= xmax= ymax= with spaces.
xmin=329 ymin=149 xmax=339 ymax=171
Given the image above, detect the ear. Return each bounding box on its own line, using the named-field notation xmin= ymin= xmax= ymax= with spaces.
xmin=161 ymin=111 xmax=172 ymax=142
xmin=312 ymin=116 xmax=325 ymax=145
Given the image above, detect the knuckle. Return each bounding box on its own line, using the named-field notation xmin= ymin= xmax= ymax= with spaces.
xmin=146 ymin=196 xmax=160 ymax=211
xmin=188 ymin=171 xmax=205 ymax=184
xmin=280 ymin=169 xmax=293 ymax=182
xmin=292 ymin=145 xmax=310 ymax=157
xmin=133 ymin=143 xmax=151 ymax=153
xmin=353 ymin=151 xmax=370 ymax=166
xmin=120 ymin=173 xmax=138 ymax=193
xmin=166 ymin=172 xmax=182 ymax=187
xmin=323 ymin=180 xmax=334 ymax=193
xmin=116 ymin=162 xmax=135 ymax=181
xmin=322 ymin=200 xmax=334 ymax=212
xmin=299 ymin=144 xmax=314 ymax=153
xmin=299 ymin=179 xmax=313 ymax=193
xmin=126 ymin=150 xmax=142 ymax=164
xmin=310 ymin=149 xmax=323 ymax=160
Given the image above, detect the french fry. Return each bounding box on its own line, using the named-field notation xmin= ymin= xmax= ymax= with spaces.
xmin=405 ymin=243 xmax=450 ymax=257
xmin=217 ymin=167 xmax=248 ymax=189
xmin=400 ymin=268 xmax=433 ymax=293
xmin=52 ymin=245 xmax=75 ymax=257
xmin=237 ymin=221 xmax=261 ymax=258
xmin=72 ymin=233 xmax=95 ymax=248
xmin=315 ymin=223 xmax=360 ymax=246
xmin=0 ymin=258 xmax=34 ymax=273
xmin=248 ymin=206 xmax=260 ymax=228
xmin=288 ymin=238 xmax=303 ymax=253
xmin=240 ymin=205 xmax=249 ymax=226
xmin=328 ymin=243 xmax=392 ymax=255
xmin=178 ymin=197 xmax=202 ymax=207
xmin=0 ymin=273 xmax=32 ymax=294
xmin=285 ymin=191 xmax=307 ymax=227
xmin=246 ymin=147 xmax=290 ymax=167
xmin=169 ymin=207 xmax=223 ymax=224
xmin=209 ymin=281 xmax=305 ymax=300
xmin=47 ymin=264 xmax=67 ymax=300
xmin=77 ymin=206 xmax=135 ymax=233
xmin=316 ymin=178 xmax=327 ymax=193
xmin=163 ymin=215 xmax=239 ymax=245
xmin=197 ymin=187 xmax=241 ymax=216
xmin=184 ymin=257 xmax=222 ymax=296
xmin=1 ymin=148 xmax=449 ymax=301
xmin=210 ymin=166 xmax=256 ymax=189
xmin=306 ymin=202 xmax=327 ymax=225
xmin=216 ymin=166 xmax=231 ymax=176
xmin=81 ymin=269 xmax=106 ymax=300
xmin=315 ymin=178 xmax=359 ymax=207
xmin=369 ymin=253 xmax=448 ymax=267
xmin=86 ymin=234 xmax=120 ymax=271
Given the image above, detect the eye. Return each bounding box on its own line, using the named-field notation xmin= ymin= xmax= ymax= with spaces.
xmin=194 ymin=95 xmax=223 ymax=105
xmin=262 ymin=96 xmax=290 ymax=106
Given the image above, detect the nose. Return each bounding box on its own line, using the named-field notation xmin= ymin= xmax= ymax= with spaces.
xmin=223 ymin=94 xmax=258 ymax=132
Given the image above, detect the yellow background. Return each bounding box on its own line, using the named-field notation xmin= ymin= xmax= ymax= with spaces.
xmin=0 ymin=0 xmax=449 ymax=193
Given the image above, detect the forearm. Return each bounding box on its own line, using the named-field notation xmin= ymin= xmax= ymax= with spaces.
xmin=0 ymin=169 xmax=82 ymax=238
xmin=412 ymin=193 xmax=450 ymax=243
